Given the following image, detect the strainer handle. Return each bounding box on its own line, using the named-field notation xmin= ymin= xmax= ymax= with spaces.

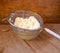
xmin=44 ymin=28 xmax=60 ymax=39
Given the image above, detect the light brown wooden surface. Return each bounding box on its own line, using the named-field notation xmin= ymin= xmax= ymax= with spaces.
xmin=0 ymin=0 xmax=60 ymax=24
xmin=0 ymin=24 xmax=60 ymax=53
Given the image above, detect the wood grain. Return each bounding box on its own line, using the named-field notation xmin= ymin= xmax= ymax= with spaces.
xmin=0 ymin=24 xmax=60 ymax=53
xmin=0 ymin=0 xmax=60 ymax=24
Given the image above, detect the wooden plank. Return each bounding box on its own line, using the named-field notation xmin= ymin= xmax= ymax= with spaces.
xmin=0 ymin=25 xmax=35 ymax=53
xmin=41 ymin=30 xmax=60 ymax=50
xmin=26 ymin=24 xmax=60 ymax=53
xmin=26 ymin=35 xmax=60 ymax=53
xmin=0 ymin=24 xmax=60 ymax=53
xmin=43 ymin=24 xmax=60 ymax=50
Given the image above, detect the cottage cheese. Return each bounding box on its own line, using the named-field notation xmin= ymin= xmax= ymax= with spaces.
xmin=14 ymin=16 xmax=40 ymax=30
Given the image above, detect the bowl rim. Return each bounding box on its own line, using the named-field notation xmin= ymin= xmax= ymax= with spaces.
xmin=8 ymin=10 xmax=44 ymax=32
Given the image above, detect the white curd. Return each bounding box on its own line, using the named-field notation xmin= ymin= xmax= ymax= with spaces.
xmin=14 ymin=16 xmax=40 ymax=30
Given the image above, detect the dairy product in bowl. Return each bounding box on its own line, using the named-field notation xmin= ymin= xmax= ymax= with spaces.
xmin=14 ymin=16 xmax=40 ymax=30
xmin=13 ymin=16 xmax=41 ymax=40
xmin=8 ymin=10 xmax=43 ymax=40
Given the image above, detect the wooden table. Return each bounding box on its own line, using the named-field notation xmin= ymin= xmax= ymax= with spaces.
xmin=0 ymin=24 xmax=60 ymax=53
